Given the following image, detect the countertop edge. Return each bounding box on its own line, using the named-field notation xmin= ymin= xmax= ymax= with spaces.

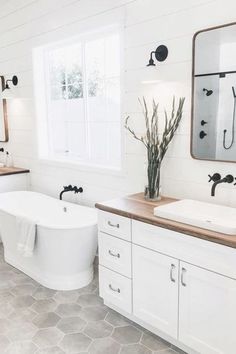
xmin=0 ymin=168 xmax=30 ymax=177
xmin=95 ymin=197 xmax=236 ymax=249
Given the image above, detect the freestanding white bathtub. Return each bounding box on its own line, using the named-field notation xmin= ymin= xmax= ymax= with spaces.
xmin=0 ymin=191 xmax=98 ymax=290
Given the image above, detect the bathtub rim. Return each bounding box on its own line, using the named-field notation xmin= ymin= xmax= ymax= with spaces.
xmin=0 ymin=208 xmax=98 ymax=230
xmin=0 ymin=191 xmax=98 ymax=230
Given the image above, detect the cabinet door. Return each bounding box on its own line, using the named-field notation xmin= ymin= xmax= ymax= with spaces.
xmin=179 ymin=262 xmax=236 ymax=354
xmin=133 ymin=244 xmax=179 ymax=338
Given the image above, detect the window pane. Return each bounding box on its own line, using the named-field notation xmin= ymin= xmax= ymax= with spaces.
xmin=105 ymin=34 xmax=120 ymax=77
xmin=85 ymin=31 xmax=121 ymax=168
xmin=49 ymin=48 xmax=66 ymax=86
xmin=40 ymin=29 xmax=122 ymax=169
xmin=68 ymin=84 xmax=83 ymax=99
xmin=51 ymin=121 xmax=67 ymax=153
xmin=66 ymin=99 xmax=84 ymax=122
xmin=87 ymin=96 xmax=106 ymax=122
xmin=89 ymin=122 xmax=108 ymax=161
xmin=66 ymin=44 xmax=83 ymax=98
xmin=50 ymin=100 xmax=66 ymax=122
xmin=67 ymin=122 xmax=87 ymax=157
xmin=50 ymin=85 xmax=66 ymax=100
xmin=106 ymin=77 xmax=120 ymax=121
xmin=108 ymin=122 xmax=121 ymax=162
xmin=85 ymin=38 xmax=105 ymax=97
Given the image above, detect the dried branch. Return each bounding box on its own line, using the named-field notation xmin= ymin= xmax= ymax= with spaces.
xmin=125 ymin=96 xmax=185 ymax=199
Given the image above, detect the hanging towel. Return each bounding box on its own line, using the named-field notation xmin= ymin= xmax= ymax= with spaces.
xmin=16 ymin=216 xmax=37 ymax=257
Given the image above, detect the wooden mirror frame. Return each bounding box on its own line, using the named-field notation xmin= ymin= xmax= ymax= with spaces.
xmin=191 ymin=21 xmax=236 ymax=163
xmin=0 ymin=76 xmax=9 ymax=142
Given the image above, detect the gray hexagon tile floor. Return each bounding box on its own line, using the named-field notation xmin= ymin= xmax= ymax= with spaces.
xmin=0 ymin=245 xmax=186 ymax=354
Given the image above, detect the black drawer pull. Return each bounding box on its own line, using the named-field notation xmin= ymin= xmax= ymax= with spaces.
xmin=109 ymin=284 xmax=120 ymax=293
xmin=109 ymin=250 xmax=120 ymax=258
xmin=108 ymin=221 xmax=120 ymax=228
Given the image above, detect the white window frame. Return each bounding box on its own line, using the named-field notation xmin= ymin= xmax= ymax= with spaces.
xmin=33 ymin=25 xmax=125 ymax=175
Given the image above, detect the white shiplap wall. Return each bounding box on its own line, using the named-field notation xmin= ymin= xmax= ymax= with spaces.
xmin=1 ymin=0 xmax=236 ymax=207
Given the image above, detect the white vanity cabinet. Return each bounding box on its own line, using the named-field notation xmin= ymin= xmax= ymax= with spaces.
xmin=98 ymin=210 xmax=236 ymax=354
xmin=179 ymin=262 xmax=236 ymax=354
xmin=133 ymin=244 xmax=179 ymax=338
xmin=0 ymin=173 xmax=29 ymax=192
xmin=98 ymin=211 xmax=132 ymax=314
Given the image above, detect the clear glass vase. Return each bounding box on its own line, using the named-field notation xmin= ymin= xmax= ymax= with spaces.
xmin=144 ymin=163 xmax=161 ymax=201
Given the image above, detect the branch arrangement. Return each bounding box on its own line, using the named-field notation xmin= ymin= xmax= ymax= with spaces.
xmin=125 ymin=96 xmax=185 ymax=199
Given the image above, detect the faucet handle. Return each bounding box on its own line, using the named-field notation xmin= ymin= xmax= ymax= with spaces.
xmin=225 ymin=174 xmax=234 ymax=183
xmin=63 ymin=185 xmax=72 ymax=190
xmin=208 ymin=173 xmax=221 ymax=183
xmin=73 ymin=186 xmax=83 ymax=194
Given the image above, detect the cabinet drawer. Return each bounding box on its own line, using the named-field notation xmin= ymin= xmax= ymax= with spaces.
xmin=98 ymin=232 xmax=131 ymax=278
xmin=98 ymin=211 xmax=131 ymax=241
xmin=132 ymin=220 xmax=236 ymax=279
xmin=99 ymin=265 xmax=132 ymax=313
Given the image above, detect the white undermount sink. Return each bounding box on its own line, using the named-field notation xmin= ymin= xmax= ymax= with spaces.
xmin=154 ymin=199 xmax=236 ymax=235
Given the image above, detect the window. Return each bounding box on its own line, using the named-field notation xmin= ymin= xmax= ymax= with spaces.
xmin=34 ymin=27 xmax=122 ymax=170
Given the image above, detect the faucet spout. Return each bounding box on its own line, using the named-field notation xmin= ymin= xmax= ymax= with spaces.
xmin=59 ymin=185 xmax=83 ymax=200
xmin=211 ymin=178 xmax=226 ymax=196
xmin=211 ymin=174 xmax=234 ymax=196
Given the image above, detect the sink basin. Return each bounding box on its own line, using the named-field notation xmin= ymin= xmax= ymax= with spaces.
xmin=154 ymin=199 xmax=236 ymax=235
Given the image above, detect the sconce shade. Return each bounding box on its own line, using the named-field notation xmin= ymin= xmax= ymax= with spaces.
xmin=155 ymin=45 xmax=168 ymax=61
xmin=11 ymin=76 xmax=18 ymax=86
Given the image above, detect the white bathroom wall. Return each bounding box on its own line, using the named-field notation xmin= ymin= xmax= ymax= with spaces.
xmin=1 ymin=0 xmax=236 ymax=207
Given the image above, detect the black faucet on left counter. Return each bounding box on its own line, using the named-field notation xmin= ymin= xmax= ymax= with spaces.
xmin=59 ymin=185 xmax=83 ymax=200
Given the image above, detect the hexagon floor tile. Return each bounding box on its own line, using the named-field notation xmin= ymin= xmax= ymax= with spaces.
xmin=0 ymin=244 xmax=186 ymax=353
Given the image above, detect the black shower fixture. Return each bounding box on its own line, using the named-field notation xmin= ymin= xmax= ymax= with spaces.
xmin=203 ymin=88 xmax=213 ymax=96
xmin=147 ymin=45 xmax=168 ymax=66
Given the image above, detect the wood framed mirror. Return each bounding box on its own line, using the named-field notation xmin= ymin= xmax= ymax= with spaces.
xmin=0 ymin=76 xmax=8 ymax=142
xmin=191 ymin=22 xmax=236 ymax=163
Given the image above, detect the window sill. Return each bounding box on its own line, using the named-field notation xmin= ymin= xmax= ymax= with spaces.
xmin=38 ymin=157 xmax=126 ymax=177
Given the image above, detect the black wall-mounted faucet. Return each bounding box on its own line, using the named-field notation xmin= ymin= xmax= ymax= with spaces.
xmin=0 ymin=148 xmax=4 ymax=153
xmin=208 ymin=173 xmax=234 ymax=196
xmin=59 ymin=185 xmax=83 ymax=200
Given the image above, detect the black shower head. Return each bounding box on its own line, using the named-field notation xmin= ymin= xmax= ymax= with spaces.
xmin=203 ymin=88 xmax=213 ymax=96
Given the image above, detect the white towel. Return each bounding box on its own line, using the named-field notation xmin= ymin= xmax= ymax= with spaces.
xmin=16 ymin=216 xmax=37 ymax=257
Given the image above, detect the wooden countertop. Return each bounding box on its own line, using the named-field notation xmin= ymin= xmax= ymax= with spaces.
xmin=0 ymin=167 xmax=30 ymax=176
xmin=95 ymin=193 xmax=236 ymax=249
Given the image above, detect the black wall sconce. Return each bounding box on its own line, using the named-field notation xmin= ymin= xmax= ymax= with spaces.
xmin=147 ymin=45 xmax=168 ymax=66
xmin=1 ymin=75 xmax=18 ymax=99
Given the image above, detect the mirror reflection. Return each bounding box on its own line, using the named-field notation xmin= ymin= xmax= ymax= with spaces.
xmin=191 ymin=23 xmax=236 ymax=162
